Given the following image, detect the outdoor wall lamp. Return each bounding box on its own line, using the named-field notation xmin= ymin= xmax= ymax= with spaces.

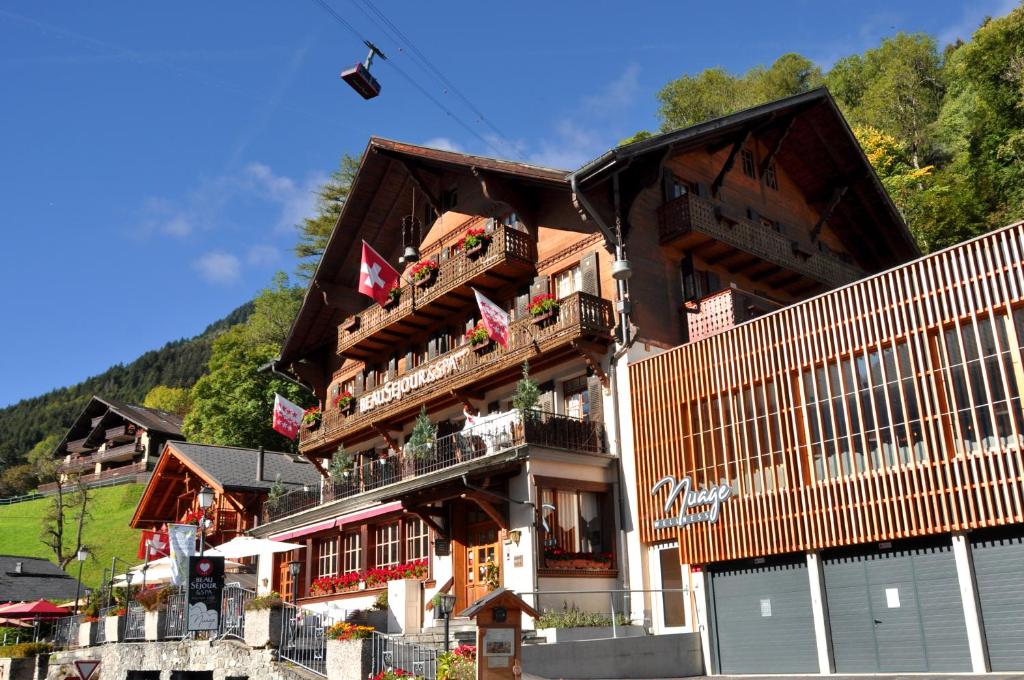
xmin=508 ymin=529 xmax=522 ymax=546
xmin=438 ymin=592 xmax=457 ymax=652
xmin=73 ymin=547 xmax=89 ymax=615
xmin=288 ymin=560 xmax=302 ymax=605
xmin=198 ymin=486 xmax=215 ymax=509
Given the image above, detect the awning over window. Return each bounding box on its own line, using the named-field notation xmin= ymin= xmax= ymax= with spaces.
xmin=268 ymin=501 xmax=403 ymax=541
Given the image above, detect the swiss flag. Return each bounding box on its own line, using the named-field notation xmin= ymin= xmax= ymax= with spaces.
xmin=474 ymin=288 xmax=511 ymax=349
xmin=273 ymin=393 xmax=305 ymax=440
xmin=358 ymin=241 xmax=401 ymax=306
xmin=137 ymin=530 xmax=170 ymax=560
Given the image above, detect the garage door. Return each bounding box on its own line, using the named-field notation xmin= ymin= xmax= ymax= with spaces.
xmin=971 ymin=531 xmax=1024 ymax=671
xmin=709 ymin=556 xmax=818 ymax=674
xmin=823 ymin=541 xmax=970 ymax=673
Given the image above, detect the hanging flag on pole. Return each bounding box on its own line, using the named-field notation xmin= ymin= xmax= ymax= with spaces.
xmin=358 ymin=241 xmax=401 ymax=306
xmin=137 ymin=529 xmax=170 ymax=561
xmin=272 ymin=393 xmax=304 ymax=440
xmin=168 ymin=524 xmax=197 ymax=586
xmin=473 ymin=288 xmax=511 ymax=349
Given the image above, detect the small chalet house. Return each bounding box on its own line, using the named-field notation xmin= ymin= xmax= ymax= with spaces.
xmin=252 ymin=89 xmax=913 ymax=628
xmin=0 ymin=555 xmax=85 ymax=604
xmin=47 ymin=396 xmax=185 ymax=492
xmin=130 ymin=442 xmax=321 ymax=547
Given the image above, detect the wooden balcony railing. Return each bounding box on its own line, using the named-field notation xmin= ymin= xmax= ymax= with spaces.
xmin=41 ymin=461 xmax=147 ymax=493
xmin=657 ymin=192 xmax=864 ymax=287
xmin=66 ymin=437 xmax=95 ymax=455
xmin=269 ymin=410 xmax=607 ymax=523
xmin=684 ymin=285 xmax=782 ymax=343
xmin=303 ymin=292 xmax=615 ymax=454
xmin=336 ymin=224 xmax=537 ymax=357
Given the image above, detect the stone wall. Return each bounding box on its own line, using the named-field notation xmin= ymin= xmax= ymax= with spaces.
xmin=46 ymin=640 xmax=299 ymax=680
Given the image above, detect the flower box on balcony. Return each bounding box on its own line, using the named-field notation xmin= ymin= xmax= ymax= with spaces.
xmin=410 ymin=260 xmax=439 ymax=289
xmin=532 ymin=310 xmax=557 ymax=325
xmin=465 ymin=241 xmax=488 ymax=258
xmin=383 ymin=288 xmax=401 ymax=310
xmin=340 ymin=315 xmax=360 ymax=332
xmin=471 ymin=337 xmax=492 ymax=354
xmin=530 ymin=294 xmax=560 ymax=325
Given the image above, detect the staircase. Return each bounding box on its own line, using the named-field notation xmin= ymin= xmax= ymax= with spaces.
xmin=402 ymin=617 xmax=478 ymax=649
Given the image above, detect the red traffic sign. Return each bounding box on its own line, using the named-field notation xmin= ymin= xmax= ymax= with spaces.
xmin=74 ymin=660 xmax=100 ymax=680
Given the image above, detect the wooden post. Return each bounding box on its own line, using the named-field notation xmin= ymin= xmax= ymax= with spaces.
xmin=461 ymin=588 xmax=539 ymax=680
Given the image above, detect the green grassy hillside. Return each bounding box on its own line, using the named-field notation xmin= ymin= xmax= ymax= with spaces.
xmin=0 ymin=484 xmax=145 ymax=592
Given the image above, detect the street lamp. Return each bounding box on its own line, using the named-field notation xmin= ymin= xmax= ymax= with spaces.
xmin=438 ymin=593 xmax=457 ymax=652
xmin=73 ymin=546 xmax=88 ymax=616
xmin=287 ymin=560 xmax=302 ymax=605
xmin=197 ymin=486 xmax=214 ymax=556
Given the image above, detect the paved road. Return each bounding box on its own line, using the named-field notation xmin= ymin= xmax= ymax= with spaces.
xmin=526 ymin=675 xmax=1024 ymax=680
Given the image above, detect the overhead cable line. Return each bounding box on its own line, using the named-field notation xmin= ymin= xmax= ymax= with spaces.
xmin=309 ymin=0 xmax=509 ymax=158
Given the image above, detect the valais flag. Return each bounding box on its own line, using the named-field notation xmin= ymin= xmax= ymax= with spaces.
xmin=474 ymin=288 xmax=510 ymax=348
xmin=272 ymin=393 xmax=304 ymax=440
xmin=137 ymin=529 xmax=170 ymax=561
xmin=358 ymin=241 xmax=401 ymax=306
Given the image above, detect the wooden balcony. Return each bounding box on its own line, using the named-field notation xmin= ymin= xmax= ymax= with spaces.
xmin=97 ymin=441 xmax=143 ymax=463
xmin=61 ymin=456 xmax=96 ymax=473
xmin=65 ymin=438 xmax=96 ymax=455
xmin=657 ymin=192 xmax=864 ymax=290
xmin=105 ymin=424 xmax=137 ymax=442
xmin=271 ymin=410 xmax=606 ymax=523
xmin=303 ymin=292 xmax=615 ymax=454
xmin=336 ymin=224 xmax=537 ymax=359
xmin=684 ymin=285 xmax=781 ymax=343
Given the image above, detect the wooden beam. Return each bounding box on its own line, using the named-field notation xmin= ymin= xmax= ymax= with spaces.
xmin=571 ymin=341 xmax=609 ymax=392
xmin=711 ymin=130 xmax=752 ymax=198
xmin=462 ymin=492 xmax=509 ymax=530
xmin=301 ymin=452 xmax=330 ymax=480
xmin=810 ymin=186 xmax=848 ymax=242
xmin=403 ymin=503 xmax=448 ymax=537
xmin=370 ymin=422 xmax=399 ymax=452
xmin=397 ymin=160 xmax=442 ymax=215
xmin=759 ymin=116 xmax=795 ymax=178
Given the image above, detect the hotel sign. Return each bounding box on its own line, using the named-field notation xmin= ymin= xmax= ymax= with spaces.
xmin=651 ymin=474 xmax=732 ymax=529
xmin=359 ymin=348 xmax=470 ymax=413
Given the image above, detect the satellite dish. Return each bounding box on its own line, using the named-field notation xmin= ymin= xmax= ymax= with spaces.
xmin=341 ymin=41 xmax=385 ymax=100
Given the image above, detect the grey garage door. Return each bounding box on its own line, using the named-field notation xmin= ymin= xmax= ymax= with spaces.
xmin=971 ymin=531 xmax=1024 ymax=671
xmin=823 ymin=541 xmax=970 ymax=673
xmin=709 ymin=557 xmax=818 ymax=674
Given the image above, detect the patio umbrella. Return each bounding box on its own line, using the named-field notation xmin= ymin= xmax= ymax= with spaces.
xmin=211 ymin=536 xmax=303 ymax=559
xmin=0 ymin=600 xmax=70 ymax=618
xmin=111 ymin=554 xmax=247 ymax=586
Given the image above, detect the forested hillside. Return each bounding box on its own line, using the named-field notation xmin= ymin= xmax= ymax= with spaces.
xmin=0 ymin=302 xmax=252 ymax=471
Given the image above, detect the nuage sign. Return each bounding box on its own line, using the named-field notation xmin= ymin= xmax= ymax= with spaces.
xmin=651 ymin=474 xmax=732 ymax=529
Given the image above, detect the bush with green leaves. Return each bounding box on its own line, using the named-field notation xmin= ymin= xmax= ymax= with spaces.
xmin=0 ymin=642 xmax=53 ymax=658
xmin=244 ymin=592 xmax=284 ymax=611
xmin=535 ymin=603 xmax=629 ymax=629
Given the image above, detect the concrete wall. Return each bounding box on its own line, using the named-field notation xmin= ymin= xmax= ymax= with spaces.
xmin=0 ymin=657 xmax=45 ymax=680
xmin=521 ymin=633 xmax=704 ymax=680
xmin=46 ymin=640 xmax=297 ymax=680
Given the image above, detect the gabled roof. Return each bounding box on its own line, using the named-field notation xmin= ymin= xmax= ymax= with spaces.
xmin=164 ymin=442 xmax=321 ymax=492
xmin=55 ymin=395 xmax=184 ymax=456
xmin=0 ymin=555 xmax=84 ymax=603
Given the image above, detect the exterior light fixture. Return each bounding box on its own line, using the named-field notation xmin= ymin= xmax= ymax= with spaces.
xmin=611 ymin=259 xmax=633 ymax=281
xmin=73 ymin=547 xmax=89 ymax=616
xmin=438 ymin=593 xmax=457 ymax=651
xmin=508 ymin=529 xmax=522 ymax=546
xmin=287 ymin=560 xmax=302 ymax=605
xmin=198 ymin=486 xmax=215 ymax=509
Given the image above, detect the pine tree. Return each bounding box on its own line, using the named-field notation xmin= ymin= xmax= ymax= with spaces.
xmin=512 ymin=362 xmax=540 ymax=412
xmin=407 ymin=407 xmax=437 ymax=460
xmin=329 ymin=445 xmax=353 ymax=482
xmin=294 ymin=154 xmax=360 ymax=279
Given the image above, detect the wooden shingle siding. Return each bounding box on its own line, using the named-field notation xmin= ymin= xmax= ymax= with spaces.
xmin=631 ymin=223 xmax=1024 ymax=564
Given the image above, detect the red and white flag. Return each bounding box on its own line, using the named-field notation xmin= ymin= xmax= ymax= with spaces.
xmin=358 ymin=241 xmax=401 ymax=306
xmin=137 ymin=529 xmax=170 ymax=561
xmin=474 ymin=288 xmax=510 ymax=348
xmin=272 ymin=393 xmax=304 ymax=440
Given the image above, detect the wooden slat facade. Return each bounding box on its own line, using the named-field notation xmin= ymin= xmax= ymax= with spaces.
xmin=631 ymin=222 xmax=1024 ymax=565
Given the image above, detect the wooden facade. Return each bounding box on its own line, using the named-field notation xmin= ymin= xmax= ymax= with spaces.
xmin=630 ymin=223 xmax=1024 ymax=565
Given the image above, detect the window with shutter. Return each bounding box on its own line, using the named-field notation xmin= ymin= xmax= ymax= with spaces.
xmin=580 ymin=252 xmax=599 ymax=296
xmin=554 ymin=266 xmax=581 ymax=298
xmin=529 ymin=275 xmax=549 ymax=301
xmin=514 ymin=286 xmax=530 ymax=321
xmin=587 ymin=375 xmax=604 ymax=423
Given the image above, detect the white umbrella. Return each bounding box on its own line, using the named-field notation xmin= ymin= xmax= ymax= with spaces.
xmin=210 ymin=536 xmax=304 ymax=559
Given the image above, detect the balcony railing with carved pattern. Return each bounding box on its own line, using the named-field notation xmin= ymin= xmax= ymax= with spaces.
xmin=267 ymin=410 xmax=606 ymax=523
xmin=336 ymin=224 xmax=537 ymax=358
xmin=684 ymin=285 xmax=782 ymax=343
xmin=657 ymin=192 xmax=864 ymax=287
xmin=303 ymin=291 xmax=615 ymax=454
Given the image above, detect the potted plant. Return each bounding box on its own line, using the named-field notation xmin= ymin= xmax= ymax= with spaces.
xmin=409 ymin=259 xmax=439 ymax=289
xmin=456 ymin=227 xmax=492 ymax=258
xmin=464 ymin=321 xmax=490 ymax=352
xmin=302 ymin=406 xmax=322 ymax=430
xmin=529 ymin=293 xmax=559 ymax=324
xmin=243 ymin=592 xmax=284 ymax=648
xmin=325 ymin=622 xmax=376 ymax=679
xmin=384 ymin=285 xmax=402 ymax=309
xmin=483 ymin=560 xmax=500 ymax=591
xmin=406 ymin=407 xmax=437 ymax=471
xmin=329 ymin=446 xmax=355 ymax=487
xmin=136 ymin=585 xmax=174 ymax=641
xmin=334 ymin=389 xmax=355 ymax=414
xmin=104 ymin=603 xmax=127 ymax=643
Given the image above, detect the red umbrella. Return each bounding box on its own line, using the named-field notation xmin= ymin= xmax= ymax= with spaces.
xmin=0 ymin=600 xmax=70 ymax=618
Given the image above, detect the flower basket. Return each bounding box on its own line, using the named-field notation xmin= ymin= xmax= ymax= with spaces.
xmin=334 ymin=391 xmax=355 ymax=415
xmin=410 ymin=259 xmax=439 ymax=289
xmin=464 ymin=321 xmax=491 ymax=353
xmin=302 ymin=407 xmax=322 ymax=430
xmin=457 ymin=227 xmax=493 ymax=258
xmin=530 ymin=294 xmax=560 ymax=325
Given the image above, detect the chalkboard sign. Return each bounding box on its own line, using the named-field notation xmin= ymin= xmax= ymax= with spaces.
xmin=187 ymin=555 xmax=224 ymax=631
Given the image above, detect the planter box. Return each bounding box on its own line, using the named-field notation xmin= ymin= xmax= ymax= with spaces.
xmin=531 ymin=309 xmax=558 ymax=325
xmin=143 ymin=610 xmax=167 ymax=641
xmin=537 ymin=624 xmax=646 ymax=643
xmin=244 ymin=607 xmax=284 ymax=648
xmin=470 ymin=338 xmax=491 ymax=354
xmin=326 ymin=638 xmax=374 ymax=680
xmin=104 ymin=615 xmax=125 ymax=642
xmin=78 ymin=620 xmax=98 ymax=647
xmin=465 ymin=240 xmax=490 ymax=258
xmin=413 ymin=270 xmax=437 ymax=289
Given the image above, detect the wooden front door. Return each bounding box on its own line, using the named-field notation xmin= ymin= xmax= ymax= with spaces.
xmin=453 ymin=505 xmax=502 ymax=612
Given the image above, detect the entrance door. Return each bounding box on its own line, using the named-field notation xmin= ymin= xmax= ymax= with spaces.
xmin=823 ymin=540 xmax=971 ymax=673
xmin=454 ymin=506 xmax=502 ymax=612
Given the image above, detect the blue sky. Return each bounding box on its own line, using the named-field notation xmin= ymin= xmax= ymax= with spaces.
xmin=0 ymin=0 xmax=1015 ymax=408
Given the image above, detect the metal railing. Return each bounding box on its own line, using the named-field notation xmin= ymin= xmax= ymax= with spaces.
xmin=220 ymin=583 xmax=255 ymax=640
xmin=267 ymin=409 xmax=606 ymax=523
xmin=278 ymin=601 xmax=334 ymax=676
xmin=515 ymin=588 xmax=691 ymax=638
xmin=371 ymin=632 xmax=439 ymax=679
xmin=93 ymin=606 xmax=115 ymax=644
xmin=49 ymin=616 xmax=80 ymax=648
xmin=163 ymin=586 xmax=188 ymax=639
xmin=124 ymin=602 xmax=146 ymax=640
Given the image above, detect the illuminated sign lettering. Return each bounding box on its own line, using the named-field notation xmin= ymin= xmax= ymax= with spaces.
xmin=651 ymin=474 xmax=732 ymax=529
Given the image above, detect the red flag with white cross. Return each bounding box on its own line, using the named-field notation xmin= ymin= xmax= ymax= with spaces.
xmin=358 ymin=241 xmax=401 ymax=306
xmin=137 ymin=529 xmax=170 ymax=560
